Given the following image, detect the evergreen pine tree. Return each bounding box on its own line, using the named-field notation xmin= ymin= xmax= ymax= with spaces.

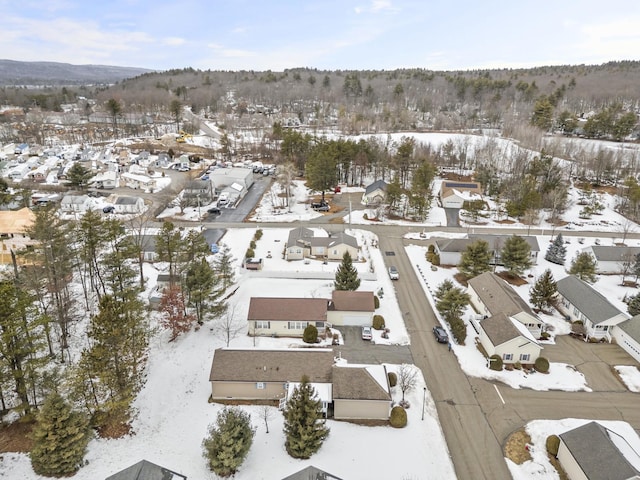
xmin=202 ymin=407 xmax=255 ymax=477
xmin=529 ymin=269 xmax=558 ymax=312
xmin=628 ymin=294 xmax=640 ymax=316
xmin=545 ymin=233 xmax=567 ymax=265
xmin=568 ymin=252 xmax=598 ymax=283
xmin=500 ymin=235 xmax=533 ymax=276
xmin=334 ymin=251 xmax=361 ymax=291
xmin=459 ymin=240 xmax=492 ymax=278
xmin=65 ymin=162 xmax=93 ymax=188
xmin=283 ymin=376 xmax=330 ymax=459
xmin=30 ymin=392 xmax=91 ymax=477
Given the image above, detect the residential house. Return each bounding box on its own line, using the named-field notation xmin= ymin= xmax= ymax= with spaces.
xmin=182 ymin=179 xmax=214 ymax=207
xmin=439 ymin=181 xmax=482 ymax=208
xmin=60 ymin=195 xmax=92 ymax=214
xmin=557 ymin=421 xmax=640 ymax=480
xmin=556 ymin=275 xmax=629 ymax=342
xmin=612 ymin=315 xmax=640 ymax=363
xmin=26 ymin=164 xmax=49 ymax=183
xmin=132 ymin=234 xmax=159 ymax=262
xmin=467 ymin=272 xmax=543 ymax=338
xmin=247 ymin=297 xmax=328 ymax=337
xmin=361 ymin=179 xmax=388 ymax=206
xmin=148 ymin=273 xmax=180 ymax=308
xmin=0 ymin=207 xmax=36 ymax=264
xmin=120 ymin=172 xmax=157 ymax=192
xmin=113 ymin=196 xmax=145 ymax=214
xmin=155 ymin=152 xmax=171 ymax=168
xmin=208 ymin=349 xmax=392 ymax=421
xmin=327 ymin=290 xmax=375 ymax=326
xmin=332 ymin=364 xmax=392 ymax=420
xmin=209 ymin=348 xmax=334 ymax=402
xmin=284 ymin=227 xmax=359 ymax=261
xmin=281 ymin=466 xmax=343 ymax=480
xmin=581 ymin=245 xmax=640 ymax=274
xmin=435 ymin=234 xmax=540 ymax=266
xmin=90 ymin=170 xmax=118 ymax=189
xmin=105 ymin=459 xmax=187 ymax=480
xmin=477 ymin=313 xmax=543 ymax=365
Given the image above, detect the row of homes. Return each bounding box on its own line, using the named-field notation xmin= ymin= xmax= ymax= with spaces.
xmin=466 ymin=271 xmax=640 ymax=364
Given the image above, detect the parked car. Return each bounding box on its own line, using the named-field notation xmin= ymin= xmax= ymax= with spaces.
xmin=102 ymin=205 xmax=115 ymax=214
xmin=361 ymin=326 xmax=372 ymax=341
xmin=388 ymin=266 xmax=399 ymax=280
xmin=313 ymin=204 xmax=330 ymax=212
xmin=432 ymin=326 xmax=449 ymax=344
xmin=207 ymin=207 xmax=221 ymax=215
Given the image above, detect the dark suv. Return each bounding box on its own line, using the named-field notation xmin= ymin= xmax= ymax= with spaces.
xmin=432 ymin=325 xmax=449 ymax=343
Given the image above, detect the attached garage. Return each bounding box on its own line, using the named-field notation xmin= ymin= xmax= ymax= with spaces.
xmin=612 ymin=316 xmax=640 ymax=363
xmin=332 ymin=365 xmax=391 ymax=421
xmin=326 ymin=290 xmax=375 ymax=326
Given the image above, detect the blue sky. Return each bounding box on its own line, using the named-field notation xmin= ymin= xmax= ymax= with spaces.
xmin=2 ymin=0 xmax=639 ymax=71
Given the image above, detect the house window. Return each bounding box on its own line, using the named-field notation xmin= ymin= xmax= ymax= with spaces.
xmin=596 ymin=325 xmax=609 ymax=331
xmin=288 ymin=321 xmax=308 ymax=330
xmin=315 ymin=322 xmax=324 ymax=328
xmin=316 ymin=247 xmax=325 ymax=254
xmin=296 ymin=248 xmax=302 ymax=254
xmin=503 ymin=353 xmax=513 ymax=361
xmin=255 ymin=321 xmax=270 ymax=329
xmin=519 ymin=354 xmax=530 ymax=362
xmin=333 ymin=249 xmax=338 ymax=255
xmin=256 ymin=382 xmax=265 ymax=390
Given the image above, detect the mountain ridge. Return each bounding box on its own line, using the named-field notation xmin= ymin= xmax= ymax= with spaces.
xmin=0 ymin=59 xmax=155 ymax=85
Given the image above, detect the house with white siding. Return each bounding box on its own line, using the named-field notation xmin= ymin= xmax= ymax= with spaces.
xmin=555 ymin=275 xmax=629 ymax=342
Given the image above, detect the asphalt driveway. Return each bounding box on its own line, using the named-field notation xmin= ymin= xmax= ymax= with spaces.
xmin=335 ymin=326 xmax=414 ymax=365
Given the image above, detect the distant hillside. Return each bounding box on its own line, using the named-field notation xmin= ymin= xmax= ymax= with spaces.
xmin=0 ymin=59 xmax=154 ymax=85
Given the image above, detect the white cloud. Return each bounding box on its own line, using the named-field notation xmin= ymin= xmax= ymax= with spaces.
xmin=163 ymin=37 xmax=186 ymax=46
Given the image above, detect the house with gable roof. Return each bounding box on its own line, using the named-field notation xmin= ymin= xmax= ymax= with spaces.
xmin=247 ymin=297 xmax=329 ymax=337
xmin=556 ymin=275 xmax=629 ymax=342
xmin=284 ymin=227 xmax=359 ymax=261
xmin=208 ymin=348 xmax=392 ymax=420
xmin=439 ymin=180 xmax=482 ymax=208
xmin=557 ymin=421 xmax=640 ymax=480
xmin=327 ymin=290 xmax=375 ymax=326
xmin=105 ymin=459 xmax=187 ymax=480
xmin=361 ymin=179 xmax=388 ymax=206
xmin=467 ymin=271 xmax=544 ymax=338
xmin=477 ymin=312 xmax=543 ymax=365
xmin=435 ymin=234 xmax=539 ymax=266
xmin=332 ymin=364 xmax=392 ymax=420
xmin=581 ymin=245 xmax=640 ymax=274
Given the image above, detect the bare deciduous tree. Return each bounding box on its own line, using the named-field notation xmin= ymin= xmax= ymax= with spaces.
xmin=215 ymin=306 xmax=244 ymax=347
xmin=397 ymin=364 xmax=418 ymax=405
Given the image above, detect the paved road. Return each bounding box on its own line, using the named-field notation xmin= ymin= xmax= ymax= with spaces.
xmin=378 ymin=233 xmax=512 ymax=480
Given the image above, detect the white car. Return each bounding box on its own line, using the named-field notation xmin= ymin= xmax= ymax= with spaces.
xmin=388 ymin=266 xmax=399 ymax=280
xmin=361 ymin=326 xmax=372 ymax=341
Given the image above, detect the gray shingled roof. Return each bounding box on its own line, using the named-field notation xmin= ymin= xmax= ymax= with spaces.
xmin=281 ymin=466 xmax=343 ymax=480
xmin=616 ymin=315 xmax=640 ymax=342
xmin=327 ymin=231 xmax=358 ymax=249
xmin=330 ymin=291 xmax=375 ymax=312
xmin=480 ymin=313 xmax=523 ymax=346
xmin=105 ymin=459 xmax=187 ymax=480
xmin=590 ymin=245 xmax=640 ymax=262
xmin=364 ymin=179 xmax=387 ymax=195
xmin=115 ymin=196 xmax=140 ymax=205
xmin=247 ymin=297 xmax=328 ymax=322
xmin=556 ymin=275 xmax=623 ymax=324
xmin=468 ymin=272 xmax=534 ymax=317
xmin=469 ymin=234 xmax=540 ymax=253
xmin=209 ymin=348 xmax=334 ymax=383
xmin=286 ymin=226 xmax=314 ymax=248
xmin=332 ymin=366 xmax=391 ymax=401
xmin=559 ymin=421 xmax=640 ymax=480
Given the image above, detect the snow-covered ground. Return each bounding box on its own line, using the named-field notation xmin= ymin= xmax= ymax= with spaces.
xmin=5 ymin=131 xmax=640 ymax=479
xmin=508 ymin=418 xmax=640 ymax=480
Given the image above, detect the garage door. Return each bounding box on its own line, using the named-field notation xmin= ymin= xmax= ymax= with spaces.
xmin=342 ymin=315 xmax=371 ymax=326
xmin=613 ymin=329 xmax=640 ymax=363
